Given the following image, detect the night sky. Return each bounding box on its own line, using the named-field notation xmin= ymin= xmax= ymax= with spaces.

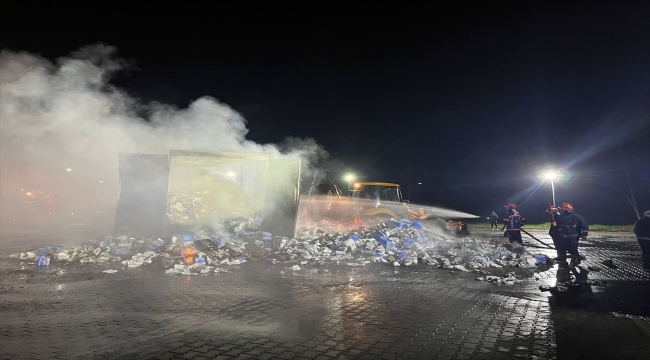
xmin=2 ymin=1 xmax=649 ymax=224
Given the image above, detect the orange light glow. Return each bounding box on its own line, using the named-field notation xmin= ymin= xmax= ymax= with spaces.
xmin=183 ymin=247 xmax=197 ymax=265
xmin=354 ymin=217 xmax=359 ymax=224
xmin=353 ymin=183 xmax=360 ymax=188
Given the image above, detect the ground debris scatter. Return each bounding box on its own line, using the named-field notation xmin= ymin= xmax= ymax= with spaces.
xmin=10 ymin=217 xmax=549 ymax=281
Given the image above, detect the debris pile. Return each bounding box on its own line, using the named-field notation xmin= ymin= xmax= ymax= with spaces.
xmin=166 ymin=193 xmax=209 ymax=226
xmin=10 ymin=217 xmax=547 ymax=280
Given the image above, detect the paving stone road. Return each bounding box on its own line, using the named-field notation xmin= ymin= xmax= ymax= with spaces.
xmin=1 ymin=228 xmax=649 ymax=359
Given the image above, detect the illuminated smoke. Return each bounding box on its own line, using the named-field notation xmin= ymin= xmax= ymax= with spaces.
xmin=0 ymin=45 xmax=326 ymax=235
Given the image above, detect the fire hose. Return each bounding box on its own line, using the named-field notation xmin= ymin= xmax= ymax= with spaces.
xmin=520 ymin=228 xmax=555 ymax=249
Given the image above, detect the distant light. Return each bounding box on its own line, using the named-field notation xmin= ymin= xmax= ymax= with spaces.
xmin=417 ymin=182 xmax=423 ymax=185
xmin=543 ymin=172 xmax=557 ymax=180
xmin=66 ymin=168 xmax=72 ymax=172
xmin=98 ymin=180 xmax=104 ymax=183
xmin=226 ymin=171 xmax=235 ymax=177
xmin=344 ymin=173 xmax=355 ymax=182
xmin=353 ymin=183 xmax=361 ymax=188
xmin=26 ymin=192 xmax=32 ymax=196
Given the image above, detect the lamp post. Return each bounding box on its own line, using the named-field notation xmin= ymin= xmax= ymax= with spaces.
xmin=543 ymin=171 xmax=558 ymax=206
xmin=344 ymin=173 xmax=355 ymax=193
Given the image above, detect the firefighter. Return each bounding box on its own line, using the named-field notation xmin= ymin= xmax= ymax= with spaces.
xmin=633 ymin=210 xmax=650 ymax=270
xmin=488 ymin=211 xmax=498 ymax=230
xmin=503 ymin=203 xmax=526 ymax=245
xmin=555 ymin=203 xmax=589 ymax=268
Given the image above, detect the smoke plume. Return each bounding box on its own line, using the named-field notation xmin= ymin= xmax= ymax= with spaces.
xmin=0 ymin=45 xmax=326 ymax=235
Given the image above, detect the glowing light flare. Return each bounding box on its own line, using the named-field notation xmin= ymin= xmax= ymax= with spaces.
xmin=183 ymin=247 xmax=198 ymax=265
xmin=66 ymin=168 xmax=72 ymax=172
xmin=344 ymin=173 xmax=355 ymax=182
xmin=536 ymin=169 xmax=571 ymax=181
xmin=353 ymin=183 xmax=361 ymax=188
xmin=226 ymin=171 xmax=236 ymax=178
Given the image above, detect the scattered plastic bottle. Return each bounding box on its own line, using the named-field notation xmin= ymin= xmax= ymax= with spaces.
xmin=36 ymin=256 xmax=50 ymax=266
xmin=182 ymin=234 xmax=196 ymax=242
xmin=256 ymin=231 xmax=272 ymax=241
xmin=385 ymin=241 xmax=396 ymax=252
xmin=534 ymin=255 xmax=547 ymax=265
xmin=148 ymin=240 xmax=163 ymax=251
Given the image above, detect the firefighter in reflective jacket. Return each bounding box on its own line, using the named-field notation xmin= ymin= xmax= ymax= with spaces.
xmin=555 ymin=203 xmax=589 ymax=268
xmin=503 ymin=203 xmax=526 ymax=245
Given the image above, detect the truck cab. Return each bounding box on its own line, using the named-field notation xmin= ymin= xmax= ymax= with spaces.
xmin=349 ymin=182 xmax=407 ymax=221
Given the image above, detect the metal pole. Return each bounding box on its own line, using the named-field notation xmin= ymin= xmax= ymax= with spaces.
xmin=551 ymin=179 xmax=556 ymax=207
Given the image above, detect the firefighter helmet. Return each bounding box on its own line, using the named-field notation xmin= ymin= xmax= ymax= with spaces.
xmin=505 ymin=203 xmax=517 ymax=210
xmin=560 ymin=203 xmax=574 ymax=212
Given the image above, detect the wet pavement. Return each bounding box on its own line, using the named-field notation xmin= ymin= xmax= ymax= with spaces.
xmin=1 ymin=228 xmax=649 ymax=359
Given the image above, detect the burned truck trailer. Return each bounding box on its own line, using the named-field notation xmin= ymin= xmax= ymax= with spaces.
xmin=114 ymin=151 xmax=301 ymax=238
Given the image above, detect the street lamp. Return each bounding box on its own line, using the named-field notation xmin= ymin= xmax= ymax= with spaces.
xmin=543 ymin=171 xmax=558 ymax=206
xmin=344 ymin=173 xmax=355 ymax=192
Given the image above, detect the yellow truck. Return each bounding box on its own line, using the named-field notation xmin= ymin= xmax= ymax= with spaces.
xmin=346 ymin=181 xmax=449 ymax=225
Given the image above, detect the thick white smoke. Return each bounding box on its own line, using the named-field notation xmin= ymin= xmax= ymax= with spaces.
xmin=0 ymin=45 xmax=326 ymax=234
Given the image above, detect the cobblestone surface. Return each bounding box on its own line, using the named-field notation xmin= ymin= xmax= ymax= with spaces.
xmin=1 ymin=229 xmax=649 ymax=359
